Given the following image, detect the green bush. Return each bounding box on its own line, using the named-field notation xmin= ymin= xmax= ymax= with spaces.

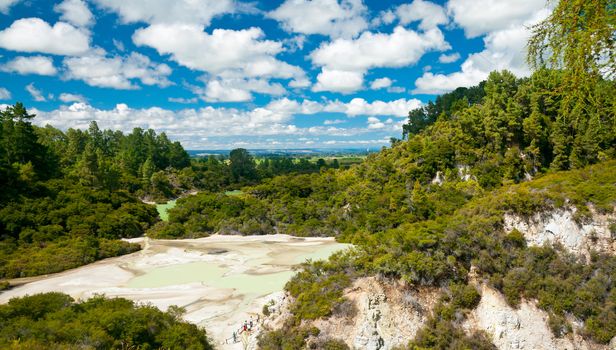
xmin=0 ymin=293 xmax=213 ymax=349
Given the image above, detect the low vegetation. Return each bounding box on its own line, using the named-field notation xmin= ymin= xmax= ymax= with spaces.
xmin=0 ymin=292 xmax=213 ymax=349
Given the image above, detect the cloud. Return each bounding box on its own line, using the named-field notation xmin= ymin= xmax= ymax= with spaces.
xmin=438 ymin=52 xmax=461 ymax=64
xmin=369 ymin=77 xmax=406 ymax=93
xmin=387 ymin=86 xmax=406 ymax=93
xmin=324 ymin=119 xmax=346 ymax=125
xmin=396 ymin=0 xmax=448 ymax=30
xmin=200 ymin=78 xmax=287 ymax=102
xmin=31 ymin=102 xmax=303 ymax=145
xmin=0 ymin=18 xmax=90 ymax=55
xmin=112 ymin=39 xmax=125 ymax=52
xmin=265 ymin=98 xmax=323 ymax=115
xmin=261 ymin=97 xmax=421 ymax=118
xmin=134 ymin=24 xmax=306 ymax=99
xmin=63 ymin=52 xmax=172 ymax=89
xmin=370 ymin=77 xmax=392 ymax=89
xmin=92 ymin=0 xmax=233 ymax=26
xmin=0 ymin=0 xmax=20 ymax=14
xmin=168 ymin=97 xmax=198 ymax=104
xmin=134 ymin=25 xmax=305 ymax=79
xmin=1 ymin=56 xmax=57 ymax=75
xmin=447 ymin=0 xmax=547 ymax=38
xmin=310 ymin=26 xmax=449 ymax=92
xmin=269 ymin=0 xmax=368 ymax=39
xmin=413 ymin=9 xmax=550 ymax=94
xmin=0 ymin=87 xmax=11 ymax=100
xmin=367 ymin=116 xmax=385 ymax=129
xmin=26 ymin=83 xmax=46 ymax=101
xmin=324 ymin=97 xmax=421 ymax=117
xmin=313 ymin=68 xmax=364 ymax=93
xmin=371 ymin=10 xmax=396 ymax=27
xmin=59 ymin=93 xmax=87 ymax=103
xmin=54 ymin=0 xmax=94 ymax=28
xmin=311 ymin=27 xmax=449 ymax=72
xmin=28 ymin=96 xmax=417 ymax=148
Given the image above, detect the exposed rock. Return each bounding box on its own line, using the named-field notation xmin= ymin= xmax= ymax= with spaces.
xmin=310 ymin=277 xmax=438 ymax=350
xmin=464 ymin=284 xmax=609 ymax=350
xmin=457 ymin=164 xmax=474 ymax=181
xmin=431 ymin=171 xmax=444 ymax=185
xmin=262 ymin=277 xmax=612 ymax=350
xmin=503 ymin=205 xmax=616 ymax=257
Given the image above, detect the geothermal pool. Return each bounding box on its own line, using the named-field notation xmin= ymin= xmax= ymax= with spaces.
xmin=155 ymin=199 xmax=176 ymax=221
xmin=0 ymin=234 xmax=350 ymax=349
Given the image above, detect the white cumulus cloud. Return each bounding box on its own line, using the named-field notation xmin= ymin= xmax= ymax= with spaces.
xmin=269 ymin=0 xmax=368 ymax=39
xmin=313 ymin=68 xmax=364 ymax=93
xmin=324 ymin=97 xmax=421 ymax=117
xmin=2 ymin=56 xmax=57 ymax=75
xmin=310 ymin=26 xmax=449 ymax=92
xmin=0 ymin=18 xmax=90 ymax=55
xmin=28 ymin=96 xmax=419 ymax=148
xmin=200 ymin=78 xmax=286 ymax=102
xmin=63 ymin=52 xmax=172 ymax=89
xmin=370 ymin=77 xmax=392 ymax=89
xmin=134 ymin=24 xmax=307 ymax=99
xmin=133 ymin=25 xmax=302 ymax=79
xmin=438 ymin=52 xmax=461 ymax=64
xmin=396 ymin=0 xmax=448 ymax=30
xmin=92 ymin=0 xmax=233 ymax=26
xmin=447 ymin=0 xmax=548 ymax=38
xmin=414 ymin=9 xmax=550 ymax=94
xmin=54 ymin=0 xmax=94 ymax=28
xmin=59 ymin=93 xmax=87 ymax=103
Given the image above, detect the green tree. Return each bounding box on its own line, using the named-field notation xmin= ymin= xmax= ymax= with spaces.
xmin=229 ymin=148 xmax=258 ymax=182
xmin=528 ymin=0 xmax=615 ymax=80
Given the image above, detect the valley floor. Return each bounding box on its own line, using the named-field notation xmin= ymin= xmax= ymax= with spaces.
xmin=0 ymin=234 xmax=349 ymax=349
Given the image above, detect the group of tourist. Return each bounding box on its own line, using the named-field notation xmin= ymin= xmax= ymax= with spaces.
xmin=227 ymin=314 xmax=260 ymax=344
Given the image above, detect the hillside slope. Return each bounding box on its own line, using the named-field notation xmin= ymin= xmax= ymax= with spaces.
xmin=257 ymin=161 xmax=616 ymax=349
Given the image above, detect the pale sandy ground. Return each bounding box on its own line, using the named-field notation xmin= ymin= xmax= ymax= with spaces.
xmin=0 ymin=234 xmax=349 ymax=349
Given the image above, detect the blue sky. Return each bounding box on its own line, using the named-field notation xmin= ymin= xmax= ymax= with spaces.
xmin=0 ymin=0 xmax=549 ymax=149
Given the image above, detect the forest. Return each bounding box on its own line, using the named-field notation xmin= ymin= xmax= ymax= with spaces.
xmin=0 ymin=0 xmax=614 ymax=348
xmin=0 ymin=106 xmax=345 ymax=278
xmin=256 ymin=0 xmax=616 ymax=346
xmin=0 ymin=292 xmax=212 ymax=349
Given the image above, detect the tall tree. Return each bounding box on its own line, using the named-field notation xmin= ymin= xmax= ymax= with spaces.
xmin=229 ymin=148 xmax=258 ymax=182
xmin=528 ymin=0 xmax=615 ymax=80
xmin=527 ymin=0 xmax=616 ymax=169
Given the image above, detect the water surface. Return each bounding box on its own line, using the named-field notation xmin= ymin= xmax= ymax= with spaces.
xmin=156 ymin=199 xmax=176 ymax=221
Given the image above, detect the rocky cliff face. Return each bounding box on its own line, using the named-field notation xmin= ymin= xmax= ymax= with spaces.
xmin=260 ymin=208 xmax=616 ymax=350
xmin=260 ymin=277 xmax=439 ymax=350
xmin=262 ymin=277 xmax=613 ymax=350
xmin=310 ymin=277 xmax=439 ymax=350
xmin=464 ymin=284 xmax=610 ymax=350
xmin=504 ymin=206 xmax=616 ymax=257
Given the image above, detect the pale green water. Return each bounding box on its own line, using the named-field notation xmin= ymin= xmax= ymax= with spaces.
xmin=156 ymin=200 xmax=176 ymax=221
xmin=126 ymin=243 xmax=349 ymax=295
xmin=211 ymin=271 xmax=296 ymax=295
xmin=127 ymin=261 xmax=295 ymax=294
xmin=127 ymin=261 xmax=227 ymax=288
xmin=224 ymin=190 xmax=244 ymax=196
xmin=293 ymin=243 xmax=350 ymax=264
